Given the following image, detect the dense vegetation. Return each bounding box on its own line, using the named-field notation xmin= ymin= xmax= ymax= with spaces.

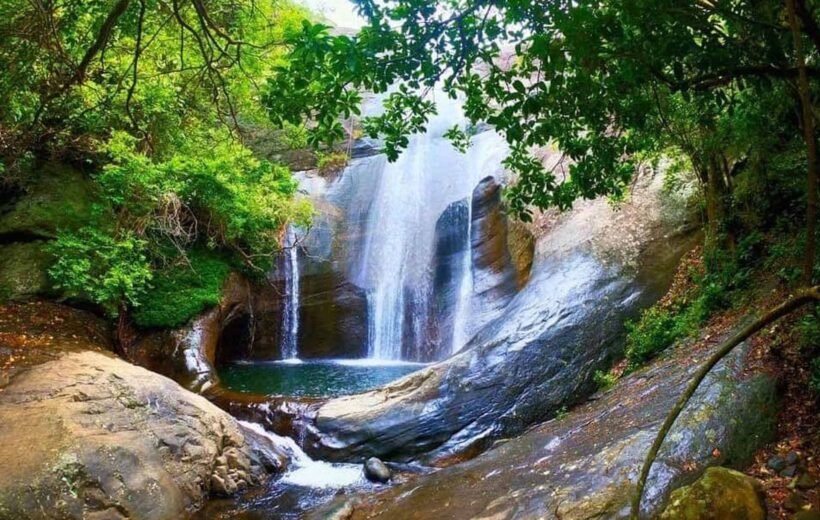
xmin=0 ymin=0 xmax=313 ymax=325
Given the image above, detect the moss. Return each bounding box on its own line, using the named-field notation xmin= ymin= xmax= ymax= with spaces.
xmin=132 ymin=249 xmax=232 ymax=329
xmin=0 ymin=163 xmax=100 ymax=238
xmin=721 ymin=375 xmax=778 ymax=467
xmin=0 ymin=241 xmax=53 ymax=301
xmin=660 ymin=467 xmax=765 ymax=520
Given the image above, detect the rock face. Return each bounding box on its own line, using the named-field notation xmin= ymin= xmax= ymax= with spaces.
xmin=305 ymin=172 xmax=697 ymax=462
xmin=427 ymin=178 xmax=524 ymax=360
xmin=0 ymin=302 xmax=276 ymax=520
xmin=660 ymin=467 xmax=766 ymax=520
xmin=0 ymin=162 xmax=99 ymax=302
xmin=249 ymin=272 xmax=369 ymax=360
xmin=310 ymin=334 xmax=777 ymax=520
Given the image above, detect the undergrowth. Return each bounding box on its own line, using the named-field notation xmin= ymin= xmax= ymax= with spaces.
xmin=624 ymin=231 xmax=785 ymax=371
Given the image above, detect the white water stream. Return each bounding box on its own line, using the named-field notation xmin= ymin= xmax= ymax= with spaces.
xmin=280 ymin=226 xmax=301 ymax=361
xmin=239 ymin=421 xmax=364 ymax=489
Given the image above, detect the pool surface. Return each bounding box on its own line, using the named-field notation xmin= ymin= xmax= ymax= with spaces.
xmin=218 ymin=359 xmax=426 ymax=397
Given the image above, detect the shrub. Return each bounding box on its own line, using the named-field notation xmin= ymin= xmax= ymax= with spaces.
xmin=593 ymin=369 xmax=618 ymax=391
xmin=316 ymin=151 xmax=349 ymax=175
xmin=47 ymin=228 xmax=152 ymax=316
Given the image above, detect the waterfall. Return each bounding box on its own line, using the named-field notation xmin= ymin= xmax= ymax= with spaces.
xmin=356 ymin=93 xmax=509 ymax=361
xmin=450 ymin=192 xmax=473 ymax=354
xmin=281 ymin=226 xmax=301 ymax=361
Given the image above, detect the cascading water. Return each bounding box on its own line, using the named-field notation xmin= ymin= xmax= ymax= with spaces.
xmin=356 ymin=93 xmax=509 ymax=361
xmin=281 ymin=226 xmax=301 ymax=361
xmin=239 ymin=421 xmax=363 ymax=489
xmin=450 ymin=192 xmax=474 ymax=355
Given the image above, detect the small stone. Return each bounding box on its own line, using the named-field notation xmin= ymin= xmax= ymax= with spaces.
xmin=364 ymin=457 xmax=391 ymax=483
xmin=796 ymin=473 xmax=818 ymax=490
xmin=782 ymin=465 xmax=799 ymax=478
xmin=768 ymin=456 xmax=788 ymax=472
xmin=786 ymin=451 xmax=800 ymax=465
xmin=785 ymin=492 xmax=808 ymax=512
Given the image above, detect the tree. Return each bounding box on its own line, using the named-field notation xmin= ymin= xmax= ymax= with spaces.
xmin=0 ymin=0 xmax=313 ymax=325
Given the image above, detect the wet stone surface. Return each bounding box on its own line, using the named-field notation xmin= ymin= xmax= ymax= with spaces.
xmin=307 ymin=334 xmax=777 ymax=520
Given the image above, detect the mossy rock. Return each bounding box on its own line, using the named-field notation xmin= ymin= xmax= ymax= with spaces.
xmin=0 ymin=162 xmax=99 ymax=238
xmin=660 ymin=467 xmax=765 ymax=520
xmin=0 ymin=241 xmax=53 ymax=301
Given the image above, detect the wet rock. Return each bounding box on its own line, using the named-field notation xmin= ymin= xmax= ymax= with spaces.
xmin=787 ymin=451 xmax=800 ymax=465
xmin=659 ymin=467 xmax=765 ymax=520
xmin=364 ymin=458 xmax=391 ymax=483
xmin=768 ymin=455 xmax=788 ymax=472
xmin=309 ymin=335 xmax=777 ymax=520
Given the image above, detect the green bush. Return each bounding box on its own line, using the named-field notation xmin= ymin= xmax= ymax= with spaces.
xmin=132 ymin=251 xmax=232 ymax=329
xmin=593 ymin=369 xmax=618 ymax=391
xmin=47 ymin=228 xmax=152 ymax=316
xmin=316 ymin=151 xmax=349 ymax=175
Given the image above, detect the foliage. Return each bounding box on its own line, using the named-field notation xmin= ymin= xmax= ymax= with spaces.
xmin=316 ymin=151 xmax=350 ymax=175
xmin=0 ymin=0 xmax=310 ymax=166
xmin=45 ymin=131 xmax=312 ymax=321
xmin=625 ymin=239 xmax=760 ymax=368
xmin=593 ymin=370 xmax=617 ymax=391
xmin=47 ymin=228 xmax=152 ymax=315
xmin=1 ymin=1 xmax=316 ymax=323
xmin=132 ymin=250 xmax=232 ymax=329
xmin=264 ymin=0 xmax=816 ymax=223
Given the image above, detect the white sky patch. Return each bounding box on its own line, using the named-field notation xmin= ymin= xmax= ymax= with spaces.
xmin=299 ymin=0 xmax=365 ymax=29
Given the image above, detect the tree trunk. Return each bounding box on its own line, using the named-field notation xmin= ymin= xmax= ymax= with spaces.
xmin=787 ymin=0 xmax=819 ymax=286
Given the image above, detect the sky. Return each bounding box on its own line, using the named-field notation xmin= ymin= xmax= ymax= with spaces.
xmin=298 ymin=0 xmax=365 ymax=29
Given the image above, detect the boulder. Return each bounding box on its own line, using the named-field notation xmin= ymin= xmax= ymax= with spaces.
xmin=660 ymin=467 xmax=765 ymax=520
xmin=0 ymin=162 xmax=98 ymax=239
xmin=364 ymin=458 xmax=391 ymax=483
xmin=0 ymin=303 xmax=274 ymax=520
xmin=0 ymin=241 xmax=52 ymax=300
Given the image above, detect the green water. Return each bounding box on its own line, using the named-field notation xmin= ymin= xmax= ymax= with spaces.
xmin=218 ymin=360 xmax=425 ymax=397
